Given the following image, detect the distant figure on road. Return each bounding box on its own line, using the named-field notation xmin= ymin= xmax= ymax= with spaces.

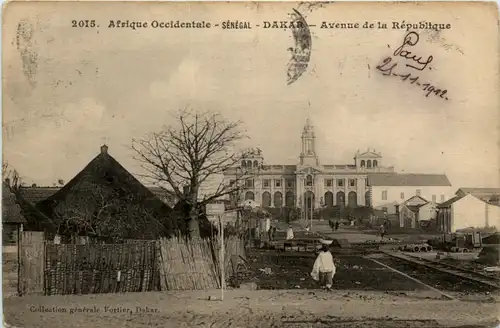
xmin=380 ymin=224 xmax=386 ymax=240
xmin=334 ymin=221 xmax=340 ymax=231
xmin=268 ymin=226 xmax=273 ymax=242
xmin=311 ymin=243 xmax=336 ymax=290
xmin=305 ymin=225 xmax=310 ymax=232
xmin=286 ymin=225 xmax=294 ymax=240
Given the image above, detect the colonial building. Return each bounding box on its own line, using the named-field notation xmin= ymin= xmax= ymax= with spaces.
xmin=455 ymin=188 xmax=500 ymax=204
xmin=437 ymin=194 xmax=500 ymax=232
xmin=370 ymin=173 xmax=453 ymax=214
xmin=223 ymin=119 xmax=454 ymax=220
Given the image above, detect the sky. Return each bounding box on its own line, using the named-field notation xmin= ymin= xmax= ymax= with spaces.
xmin=2 ymin=1 xmax=499 ymax=190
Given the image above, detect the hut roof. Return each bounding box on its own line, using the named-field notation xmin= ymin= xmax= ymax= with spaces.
xmin=18 ymin=187 xmax=59 ymax=204
xmin=368 ymin=173 xmax=451 ymax=187
xmin=37 ymin=145 xmax=177 ymax=239
xmin=18 ymin=185 xmax=177 ymax=207
xmin=2 ymin=183 xmax=27 ymax=224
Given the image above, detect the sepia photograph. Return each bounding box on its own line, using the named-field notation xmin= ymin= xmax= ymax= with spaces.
xmin=2 ymin=1 xmax=500 ymax=327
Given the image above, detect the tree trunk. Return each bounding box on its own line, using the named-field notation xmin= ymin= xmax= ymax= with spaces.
xmin=188 ymin=186 xmax=200 ymax=238
xmin=188 ymin=212 xmax=200 ymax=238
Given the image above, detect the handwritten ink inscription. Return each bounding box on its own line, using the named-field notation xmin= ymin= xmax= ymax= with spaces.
xmin=376 ymin=31 xmax=448 ymax=100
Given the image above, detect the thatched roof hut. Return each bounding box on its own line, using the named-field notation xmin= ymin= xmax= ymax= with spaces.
xmin=3 ymin=183 xmax=27 ymax=245
xmin=37 ymin=145 xmax=178 ymax=241
xmin=2 ymin=183 xmax=26 ymax=225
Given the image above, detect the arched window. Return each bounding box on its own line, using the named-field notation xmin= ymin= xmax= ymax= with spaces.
xmin=373 ymin=160 xmax=378 ymax=167
xmin=305 ymin=191 xmax=315 ymax=213
xmin=253 ymin=160 xmax=259 ymax=168
xmin=241 ymin=160 xmax=246 ymax=168
xmin=324 ymin=192 xmax=334 ymax=208
xmin=274 ymin=191 xmax=283 ymax=208
xmin=285 ymin=191 xmax=294 ymax=207
xmin=367 ymin=160 xmax=372 ymax=168
xmin=361 ymin=160 xmax=366 ymax=167
xmin=336 ymin=191 xmax=345 ymax=207
xmin=306 ymin=175 xmax=313 ymax=186
xmin=348 ymin=191 xmax=358 ymax=207
xmin=247 ymin=160 xmax=252 ymax=168
xmin=245 ymin=191 xmax=254 ymax=201
xmin=262 ymin=192 xmax=271 ymax=207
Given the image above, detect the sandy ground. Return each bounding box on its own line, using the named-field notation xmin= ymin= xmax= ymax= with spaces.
xmin=4 ymin=229 xmax=498 ymax=328
xmin=3 ymin=289 xmax=500 ymax=328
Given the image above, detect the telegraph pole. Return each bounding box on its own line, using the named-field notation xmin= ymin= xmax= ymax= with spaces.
xmin=219 ymin=214 xmax=224 ymax=301
xmin=310 ymin=196 xmax=313 ymax=231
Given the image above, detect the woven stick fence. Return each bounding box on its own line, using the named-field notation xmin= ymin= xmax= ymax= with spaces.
xmin=157 ymin=236 xmax=220 ymax=290
xmin=44 ymin=241 xmax=160 ymax=295
xmin=213 ymin=236 xmax=247 ymax=279
xmin=157 ymin=235 xmax=247 ymax=291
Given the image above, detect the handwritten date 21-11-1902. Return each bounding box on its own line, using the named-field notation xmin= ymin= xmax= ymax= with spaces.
xmin=376 ymin=31 xmax=449 ymax=101
xmin=376 ymin=57 xmax=448 ymax=100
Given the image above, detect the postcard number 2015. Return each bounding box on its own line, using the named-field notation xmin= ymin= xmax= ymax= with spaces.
xmin=72 ymin=20 xmax=97 ymax=28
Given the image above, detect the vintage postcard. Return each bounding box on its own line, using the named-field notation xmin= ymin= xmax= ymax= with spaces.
xmin=2 ymin=1 xmax=500 ymax=328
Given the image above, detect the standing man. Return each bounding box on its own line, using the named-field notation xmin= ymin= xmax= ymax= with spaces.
xmin=380 ymin=224 xmax=386 ymax=240
xmin=311 ymin=242 xmax=336 ymax=290
xmin=286 ymin=225 xmax=294 ymax=240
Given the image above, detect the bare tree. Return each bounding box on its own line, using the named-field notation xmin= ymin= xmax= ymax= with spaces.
xmin=2 ymin=161 xmax=22 ymax=191
xmin=132 ymin=109 xmax=255 ymax=237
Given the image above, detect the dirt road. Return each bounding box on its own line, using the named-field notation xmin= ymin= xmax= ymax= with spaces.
xmin=4 ymin=289 xmax=499 ymax=328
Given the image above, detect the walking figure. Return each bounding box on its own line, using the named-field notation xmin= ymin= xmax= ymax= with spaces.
xmin=286 ymin=225 xmax=294 ymax=240
xmin=311 ymin=243 xmax=336 ymax=290
xmin=380 ymin=224 xmax=386 ymax=240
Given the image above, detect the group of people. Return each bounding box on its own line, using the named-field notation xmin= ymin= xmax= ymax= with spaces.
xmin=329 ymin=220 xmax=340 ymax=231
xmin=266 ymin=225 xmax=294 ymax=241
xmin=267 ymin=226 xmax=277 ymax=241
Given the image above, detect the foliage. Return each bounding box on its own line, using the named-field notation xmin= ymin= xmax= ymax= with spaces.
xmin=52 ymin=184 xmax=165 ymax=242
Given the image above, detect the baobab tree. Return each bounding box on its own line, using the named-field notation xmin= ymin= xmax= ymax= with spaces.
xmin=132 ymin=109 xmax=255 ymax=237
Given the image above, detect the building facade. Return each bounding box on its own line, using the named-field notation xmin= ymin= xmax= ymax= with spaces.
xmin=437 ymin=194 xmax=500 ymax=232
xmin=224 ymin=119 xmax=395 ymax=215
xmin=398 ymin=196 xmax=437 ymax=229
xmin=223 ymin=119 xmax=453 ymax=219
xmin=370 ymin=174 xmax=454 ymax=214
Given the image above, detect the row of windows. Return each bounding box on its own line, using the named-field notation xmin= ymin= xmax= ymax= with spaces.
xmin=324 ymin=178 xmax=365 ymax=188
xmin=242 ymin=159 xmax=379 ymax=169
xmin=261 ymin=179 xmax=293 ymax=188
xmin=360 ymin=160 xmax=378 ymax=168
xmin=239 ymin=177 xmax=367 ymax=189
xmin=241 ymin=160 xmax=260 ymax=169
xmin=381 ymin=190 xmax=445 ymax=202
xmin=238 ymin=190 xmax=371 ymax=208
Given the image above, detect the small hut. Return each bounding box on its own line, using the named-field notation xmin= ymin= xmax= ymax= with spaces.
xmin=2 ymin=183 xmax=27 ymax=248
xmin=37 ymin=145 xmax=178 ymax=243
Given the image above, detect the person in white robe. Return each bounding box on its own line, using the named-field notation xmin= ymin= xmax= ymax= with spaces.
xmin=286 ymin=225 xmax=294 ymax=240
xmin=311 ymin=243 xmax=336 ymax=290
